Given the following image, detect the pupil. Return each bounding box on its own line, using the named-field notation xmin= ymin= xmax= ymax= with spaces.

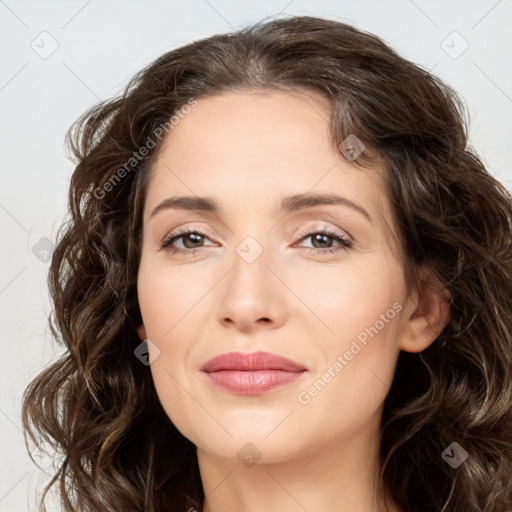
xmin=184 ymin=233 xmax=202 ymax=248
xmin=313 ymin=234 xmax=331 ymax=248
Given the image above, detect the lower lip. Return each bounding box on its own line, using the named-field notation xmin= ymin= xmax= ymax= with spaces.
xmin=204 ymin=369 xmax=306 ymax=395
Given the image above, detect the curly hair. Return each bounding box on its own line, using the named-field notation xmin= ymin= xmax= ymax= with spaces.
xmin=21 ymin=14 xmax=512 ymax=512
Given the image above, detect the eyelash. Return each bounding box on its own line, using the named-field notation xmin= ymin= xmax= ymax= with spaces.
xmin=160 ymin=226 xmax=353 ymax=256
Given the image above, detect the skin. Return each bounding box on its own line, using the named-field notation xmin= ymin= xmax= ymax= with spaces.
xmin=136 ymin=89 xmax=451 ymax=512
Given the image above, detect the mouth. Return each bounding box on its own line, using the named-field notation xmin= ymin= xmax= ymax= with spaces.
xmin=201 ymin=351 xmax=308 ymax=395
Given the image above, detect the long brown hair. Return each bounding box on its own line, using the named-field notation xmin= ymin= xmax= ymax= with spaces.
xmin=22 ymin=15 xmax=512 ymax=512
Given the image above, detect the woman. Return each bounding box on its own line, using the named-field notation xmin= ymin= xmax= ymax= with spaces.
xmin=22 ymin=14 xmax=512 ymax=512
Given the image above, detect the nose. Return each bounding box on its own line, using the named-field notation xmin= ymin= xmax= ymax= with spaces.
xmin=217 ymin=243 xmax=287 ymax=333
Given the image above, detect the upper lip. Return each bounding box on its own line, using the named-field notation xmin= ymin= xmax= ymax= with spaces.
xmin=201 ymin=351 xmax=307 ymax=373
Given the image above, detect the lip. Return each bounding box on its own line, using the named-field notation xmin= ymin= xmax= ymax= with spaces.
xmin=201 ymin=351 xmax=308 ymax=395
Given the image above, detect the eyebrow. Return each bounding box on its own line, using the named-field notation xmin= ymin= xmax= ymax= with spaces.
xmin=149 ymin=193 xmax=372 ymax=223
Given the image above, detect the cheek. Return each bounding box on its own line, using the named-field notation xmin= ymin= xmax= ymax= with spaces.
xmin=291 ymin=258 xmax=402 ymax=414
xmin=137 ymin=276 xmax=197 ymax=439
xmin=286 ymin=254 xmax=402 ymax=344
xmin=137 ymin=262 xmax=213 ymax=437
xmin=137 ymin=261 xmax=210 ymax=339
xmin=295 ymin=312 xmax=401 ymax=444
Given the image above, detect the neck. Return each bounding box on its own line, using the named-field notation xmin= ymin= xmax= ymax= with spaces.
xmin=196 ymin=410 xmax=400 ymax=512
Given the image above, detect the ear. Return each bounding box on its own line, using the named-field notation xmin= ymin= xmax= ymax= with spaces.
xmin=137 ymin=323 xmax=147 ymax=341
xmin=398 ymin=266 xmax=452 ymax=353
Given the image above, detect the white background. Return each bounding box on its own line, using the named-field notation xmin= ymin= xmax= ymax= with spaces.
xmin=1 ymin=0 xmax=511 ymax=510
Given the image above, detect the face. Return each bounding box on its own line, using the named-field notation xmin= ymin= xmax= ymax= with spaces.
xmin=136 ymin=89 xmax=416 ymax=464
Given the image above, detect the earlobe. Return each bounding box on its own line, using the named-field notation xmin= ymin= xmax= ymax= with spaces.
xmin=137 ymin=324 xmax=147 ymax=341
xmin=399 ymin=267 xmax=452 ymax=353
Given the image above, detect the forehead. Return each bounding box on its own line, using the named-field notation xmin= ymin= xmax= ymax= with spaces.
xmin=144 ymin=89 xmax=394 ymax=237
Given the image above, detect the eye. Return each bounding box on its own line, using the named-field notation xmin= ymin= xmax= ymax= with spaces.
xmin=160 ymin=227 xmax=216 ymax=255
xmin=294 ymin=226 xmax=353 ymax=255
xmin=159 ymin=226 xmax=353 ymax=256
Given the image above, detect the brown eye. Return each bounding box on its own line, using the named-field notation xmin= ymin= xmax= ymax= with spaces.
xmin=161 ymin=228 xmax=216 ymax=254
xmin=295 ymin=227 xmax=353 ymax=255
